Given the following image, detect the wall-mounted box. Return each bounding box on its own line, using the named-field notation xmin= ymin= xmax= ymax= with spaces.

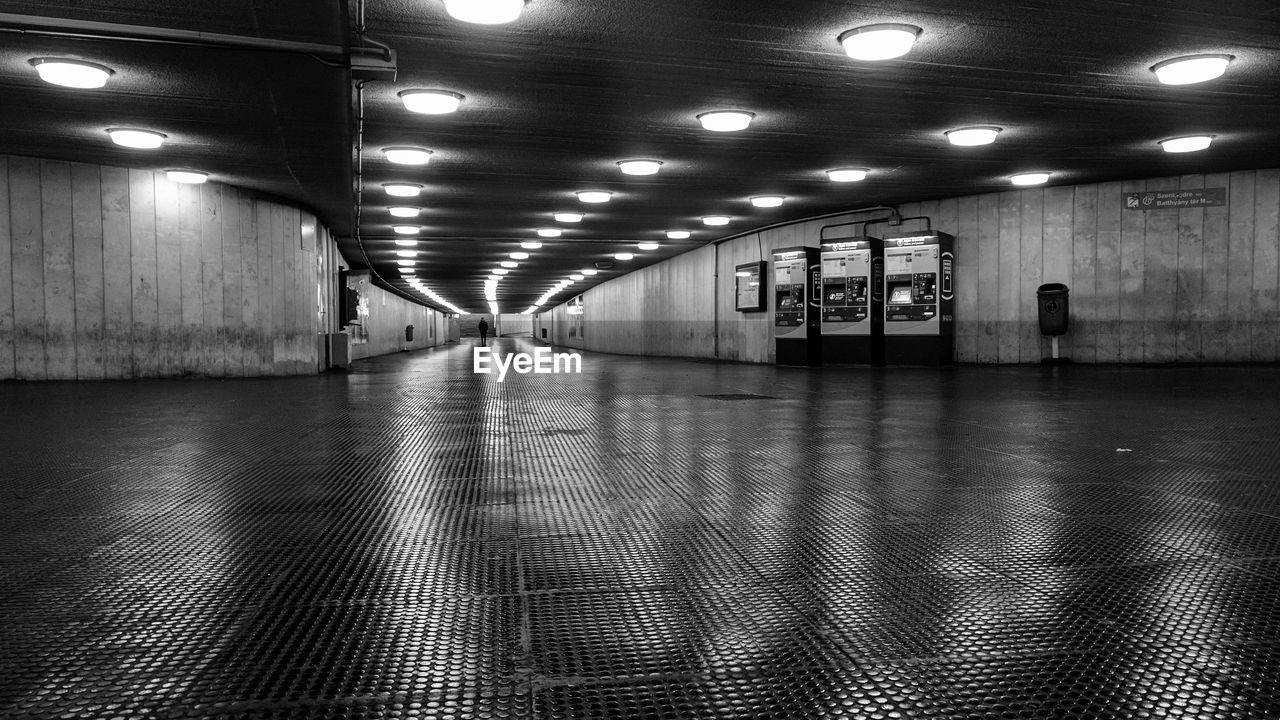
xmin=734 ymin=261 xmax=766 ymax=312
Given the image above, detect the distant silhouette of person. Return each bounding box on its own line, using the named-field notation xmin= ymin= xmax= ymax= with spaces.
xmin=478 ymin=317 xmax=489 ymax=346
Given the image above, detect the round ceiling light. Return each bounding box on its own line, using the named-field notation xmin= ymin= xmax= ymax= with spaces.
xmin=576 ymin=190 xmax=612 ymax=203
xmin=570 ymin=273 xmax=584 ymax=281
xmin=697 ymin=110 xmax=755 ymax=132
xmin=393 ymin=225 xmax=421 ymax=234
xmin=614 ymin=252 xmax=634 ymax=261
xmin=395 ymin=250 xmax=418 ymax=258
xmin=945 ymin=126 xmax=1002 ymax=146
xmin=107 ymin=128 xmax=165 ymax=149
xmin=389 ymin=206 xmax=420 ymax=218
xmin=837 ymin=24 xmax=922 ymax=61
xmin=1151 ymin=54 xmax=1232 ymax=85
xmin=500 ymin=260 xmax=518 ymax=268
xmin=702 ymin=215 xmax=731 ymax=226
xmin=399 ymin=89 xmax=465 ymax=114
xmin=1010 ymin=172 xmax=1051 ymax=186
xmin=666 ymin=230 xmax=691 ymax=240
xmin=521 ymin=240 xmax=543 ymax=249
xmin=750 ymin=195 xmax=785 ymax=208
xmin=394 ymin=238 xmax=418 ymax=247
xmin=618 ymin=159 xmax=663 ymax=175
xmin=510 ymin=252 xmax=529 ymax=260
xmin=554 ymin=212 xmax=584 ymax=223
xmin=29 ymin=58 xmax=114 ymax=89
xmin=827 ymin=167 xmax=869 ymax=182
xmin=384 ymin=147 xmax=433 ymax=165
xmin=581 ymin=268 xmax=598 ymax=275
xmin=383 ymin=183 xmax=422 ymax=197
xmin=396 ymin=259 xmax=416 ymax=266
xmin=441 ymin=0 xmax=525 ymax=24
xmin=165 ymin=170 xmax=208 ymax=184
xmin=493 ymin=268 xmax=510 ymax=275
xmin=537 ymin=228 xmax=563 ymax=238
xmin=637 ymin=242 xmax=660 ymax=251
xmin=1160 ymin=135 xmax=1214 ymax=153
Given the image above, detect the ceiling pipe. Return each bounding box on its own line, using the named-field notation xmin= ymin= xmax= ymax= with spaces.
xmin=0 ymin=12 xmax=346 ymax=62
xmin=711 ymin=205 xmax=900 ymax=246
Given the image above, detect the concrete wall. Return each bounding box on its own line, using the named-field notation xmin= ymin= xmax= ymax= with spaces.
xmin=539 ymin=169 xmax=1280 ymax=364
xmin=348 ymin=283 xmax=448 ymax=361
xmin=0 ymin=154 xmax=446 ymax=379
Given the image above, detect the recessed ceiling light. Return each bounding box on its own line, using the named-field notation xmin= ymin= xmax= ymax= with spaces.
xmin=401 ymin=269 xmax=416 ymax=275
xmin=537 ymin=228 xmax=563 ymax=238
xmin=389 ymin=206 xmax=420 ymax=218
xmin=614 ymin=252 xmax=634 ymax=261
xmin=577 ymin=190 xmax=612 ymax=203
xmin=1160 ymin=135 xmax=1214 ymax=153
xmin=384 ymin=147 xmax=433 ymax=165
xmin=396 ymin=259 xmax=416 ymax=266
xmin=521 ymin=240 xmax=543 ymax=249
xmin=554 ymin=212 xmax=584 ymax=223
xmin=393 ymin=225 xmax=421 ymax=235
xmin=1151 ymin=54 xmax=1233 ymax=85
xmin=107 ymin=128 xmax=165 ymax=149
xmin=29 ymin=58 xmax=114 ymax=88
xmin=637 ymin=242 xmax=660 ymax=251
xmin=383 ymin=183 xmax=422 ymax=197
xmin=702 ymin=215 xmax=731 ymax=226
xmin=697 ymin=110 xmax=755 ymax=132
xmin=395 ymin=250 xmax=418 ymax=258
xmin=1010 ymin=172 xmax=1051 ymax=186
xmin=165 ymin=170 xmax=208 ymax=184
xmin=500 ymin=260 xmax=518 ymax=268
xmin=493 ymin=268 xmax=510 ymax=275
xmin=618 ymin=159 xmax=663 ymax=175
xmin=667 ymin=230 xmax=691 ymax=239
xmin=827 ymin=168 xmax=869 ymax=182
xmin=398 ymin=89 xmax=465 ymax=114
xmin=945 ymin=126 xmax=1002 ymax=146
xmin=582 ymin=268 xmax=598 ymax=275
xmin=837 ymin=24 xmax=922 ymax=61
xmin=570 ymin=273 xmax=585 ymax=281
xmin=750 ymin=195 xmax=785 ymax=208
xmin=510 ymin=251 xmax=529 ymax=260
xmin=394 ymin=238 xmax=418 ymax=247
xmin=442 ymin=0 xmax=525 ymax=24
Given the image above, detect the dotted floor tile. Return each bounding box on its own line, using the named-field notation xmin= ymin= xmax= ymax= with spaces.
xmin=2 ymin=342 xmax=1279 ymax=719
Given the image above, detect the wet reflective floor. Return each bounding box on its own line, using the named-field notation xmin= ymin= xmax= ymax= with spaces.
xmin=2 ymin=337 xmax=1279 ymax=719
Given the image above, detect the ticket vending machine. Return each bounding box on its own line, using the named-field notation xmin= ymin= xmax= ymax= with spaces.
xmin=772 ymin=246 xmax=821 ymax=366
xmin=820 ymin=236 xmax=884 ymax=366
xmin=882 ymin=231 xmax=955 ymax=365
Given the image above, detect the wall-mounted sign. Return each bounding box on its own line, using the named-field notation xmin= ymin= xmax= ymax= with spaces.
xmin=1124 ymin=188 xmax=1226 ymax=210
xmin=734 ymin=261 xmax=766 ymax=312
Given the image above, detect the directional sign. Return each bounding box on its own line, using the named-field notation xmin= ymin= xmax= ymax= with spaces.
xmin=1124 ymin=188 xmax=1226 ymax=210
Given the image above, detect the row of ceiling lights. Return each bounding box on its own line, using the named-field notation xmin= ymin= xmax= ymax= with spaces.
xmin=27 ymin=58 xmax=213 ymax=184
xmin=427 ymin=2 xmax=1233 ymax=194
xmin=26 ymin=55 xmax=469 ymax=313
xmin=28 ymin=5 xmax=1228 ymax=314
xmin=383 ymin=4 xmax=1239 ymax=313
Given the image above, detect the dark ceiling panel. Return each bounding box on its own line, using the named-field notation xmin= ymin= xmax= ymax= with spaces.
xmin=0 ymin=4 xmax=353 ymax=235
xmin=353 ymin=0 xmax=1280 ymax=313
xmin=2 ymin=0 xmax=1278 ymax=316
xmin=0 ymin=0 xmax=347 ymax=44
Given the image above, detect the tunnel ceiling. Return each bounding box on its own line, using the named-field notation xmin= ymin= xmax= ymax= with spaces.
xmin=2 ymin=1 xmax=1279 ymax=314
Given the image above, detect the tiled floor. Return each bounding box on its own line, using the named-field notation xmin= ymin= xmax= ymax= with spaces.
xmin=2 ymin=337 xmax=1279 ymax=719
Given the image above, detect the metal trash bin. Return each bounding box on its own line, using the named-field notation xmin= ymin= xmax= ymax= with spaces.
xmin=405 ymin=324 xmax=414 ymax=342
xmin=1036 ymin=283 xmax=1069 ymax=336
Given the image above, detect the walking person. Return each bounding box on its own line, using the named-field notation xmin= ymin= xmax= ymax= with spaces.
xmin=478 ymin=316 xmax=489 ymax=346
